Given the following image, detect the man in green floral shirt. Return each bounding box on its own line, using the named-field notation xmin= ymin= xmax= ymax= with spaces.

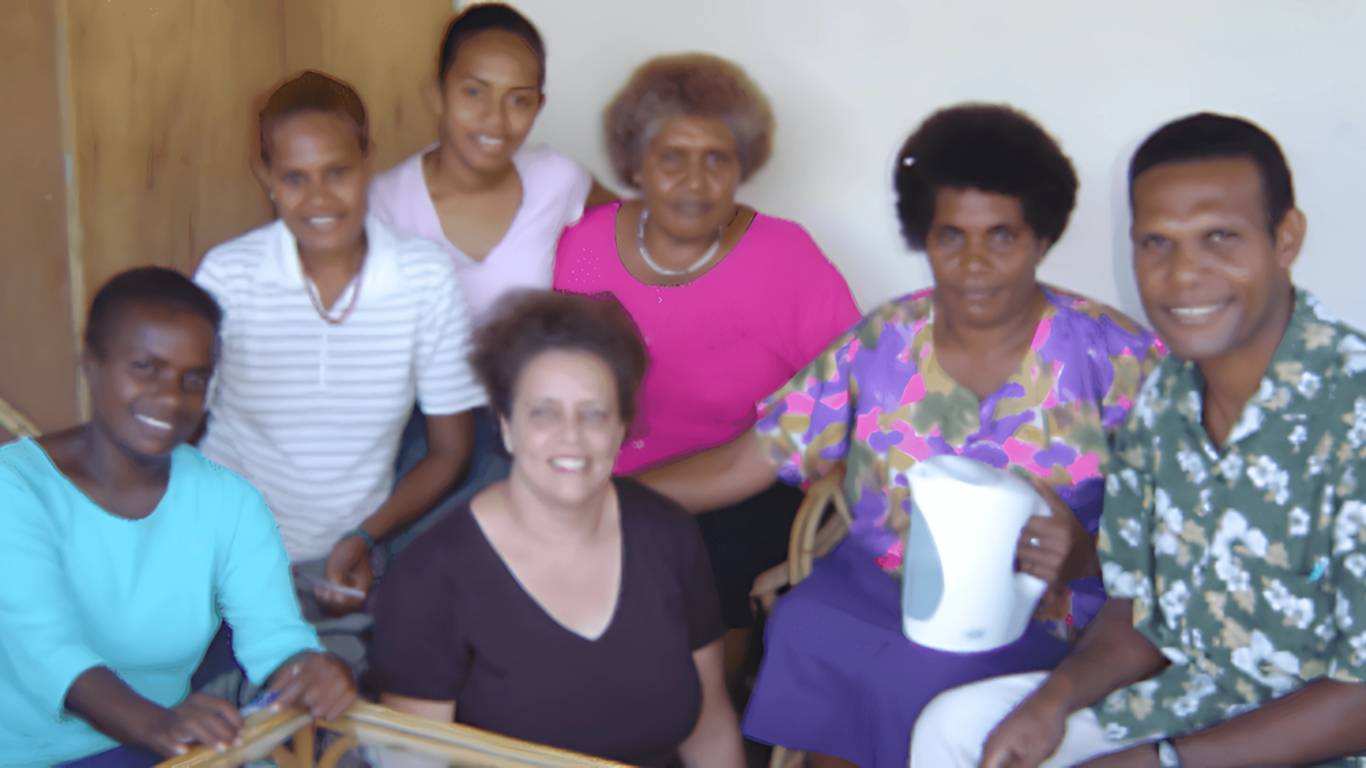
xmin=912 ymin=114 xmax=1366 ymax=767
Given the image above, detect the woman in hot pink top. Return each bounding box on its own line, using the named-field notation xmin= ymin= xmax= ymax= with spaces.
xmin=557 ymin=207 xmax=856 ymax=473
xmin=553 ymin=53 xmax=859 ymax=681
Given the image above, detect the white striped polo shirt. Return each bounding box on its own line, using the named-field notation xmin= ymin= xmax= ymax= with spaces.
xmin=195 ymin=217 xmax=486 ymax=562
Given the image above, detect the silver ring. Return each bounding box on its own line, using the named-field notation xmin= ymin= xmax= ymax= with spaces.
xmin=1028 ymin=536 xmax=1042 ymax=548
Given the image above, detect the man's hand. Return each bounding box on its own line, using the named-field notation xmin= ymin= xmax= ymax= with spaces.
xmin=980 ymin=688 xmax=1070 ymax=768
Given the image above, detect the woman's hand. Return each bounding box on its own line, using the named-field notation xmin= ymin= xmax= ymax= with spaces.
xmin=1015 ymin=475 xmax=1099 ymax=587
xmin=318 ymin=535 xmax=373 ymax=615
xmin=268 ymin=652 xmax=357 ymax=721
xmin=136 ymin=692 xmax=244 ymax=756
xmin=980 ymin=688 xmax=1070 ymax=768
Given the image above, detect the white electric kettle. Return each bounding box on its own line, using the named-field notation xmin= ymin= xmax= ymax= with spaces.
xmin=901 ymin=454 xmax=1050 ymax=653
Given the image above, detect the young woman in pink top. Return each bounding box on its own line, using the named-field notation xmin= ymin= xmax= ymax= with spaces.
xmin=369 ymin=4 xmax=614 ymax=551
xmin=553 ymin=53 xmax=860 ymax=684
xmin=369 ymin=2 xmax=613 ymax=323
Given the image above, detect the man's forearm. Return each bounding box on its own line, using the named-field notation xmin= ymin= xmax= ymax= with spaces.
xmin=1038 ymin=599 xmax=1170 ymax=713
xmin=1170 ymin=678 xmax=1366 ymax=767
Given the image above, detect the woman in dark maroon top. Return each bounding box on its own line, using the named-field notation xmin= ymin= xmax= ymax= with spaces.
xmin=369 ymin=291 xmax=743 ymax=767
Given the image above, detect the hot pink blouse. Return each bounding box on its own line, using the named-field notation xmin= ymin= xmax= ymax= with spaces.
xmin=554 ymin=202 xmax=860 ymax=473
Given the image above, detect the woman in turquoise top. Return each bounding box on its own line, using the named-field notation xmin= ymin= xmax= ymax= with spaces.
xmin=0 ymin=268 xmax=355 ymax=767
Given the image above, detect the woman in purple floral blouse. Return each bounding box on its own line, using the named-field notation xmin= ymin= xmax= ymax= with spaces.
xmin=641 ymin=104 xmax=1165 ymax=767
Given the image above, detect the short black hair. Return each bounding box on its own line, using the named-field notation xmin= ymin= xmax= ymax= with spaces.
xmin=437 ymin=3 xmax=546 ymax=90
xmin=258 ymin=70 xmax=369 ymax=164
xmin=85 ymin=267 xmax=222 ymax=358
xmin=1129 ymin=112 xmax=1295 ymax=233
xmin=894 ymin=104 xmax=1078 ymax=251
xmin=471 ymin=291 xmax=647 ymax=427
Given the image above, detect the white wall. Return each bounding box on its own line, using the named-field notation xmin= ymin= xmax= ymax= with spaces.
xmin=507 ymin=0 xmax=1366 ymax=326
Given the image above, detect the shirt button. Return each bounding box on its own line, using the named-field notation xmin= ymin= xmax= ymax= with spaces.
xmin=632 ymin=439 xmax=646 ymax=450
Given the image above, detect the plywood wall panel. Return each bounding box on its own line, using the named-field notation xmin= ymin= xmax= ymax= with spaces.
xmin=0 ymin=0 xmax=79 ymax=433
xmin=282 ymin=0 xmax=453 ymax=171
xmin=4 ymin=1 xmax=457 ymax=432
xmin=66 ymin=0 xmax=283 ymax=296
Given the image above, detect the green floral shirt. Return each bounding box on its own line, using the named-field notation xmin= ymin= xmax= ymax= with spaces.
xmin=1095 ymin=291 xmax=1366 ymax=765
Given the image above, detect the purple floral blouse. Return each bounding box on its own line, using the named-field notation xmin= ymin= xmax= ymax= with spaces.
xmin=756 ymin=285 xmax=1165 ymax=630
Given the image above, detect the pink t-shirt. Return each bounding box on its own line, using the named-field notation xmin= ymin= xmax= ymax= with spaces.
xmin=370 ymin=144 xmax=592 ymax=325
xmin=554 ymin=202 xmax=861 ymax=474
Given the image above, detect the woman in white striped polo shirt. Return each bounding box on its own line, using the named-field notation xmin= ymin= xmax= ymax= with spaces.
xmin=193 ymin=71 xmax=486 ymax=675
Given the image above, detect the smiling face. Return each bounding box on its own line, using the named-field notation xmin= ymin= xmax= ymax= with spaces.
xmin=260 ymin=110 xmax=371 ymax=259
xmin=925 ymin=187 xmax=1047 ymax=330
xmin=636 ymin=115 xmax=741 ymax=244
xmin=1131 ymin=157 xmax=1303 ymax=366
xmin=501 ymin=349 xmax=625 ymax=509
xmin=435 ymin=29 xmax=543 ymax=177
xmin=84 ymin=303 xmax=216 ymax=461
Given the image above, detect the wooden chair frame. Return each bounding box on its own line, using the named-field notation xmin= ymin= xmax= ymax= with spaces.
xmin=750 ymin=470 xmax=851 ymax=615
xmin=159 ymin=701 xmax=631 ymax=767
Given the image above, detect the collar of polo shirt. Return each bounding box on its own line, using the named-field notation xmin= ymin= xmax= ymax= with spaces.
xmin=263 ymin=216 xmax=403 ymax=300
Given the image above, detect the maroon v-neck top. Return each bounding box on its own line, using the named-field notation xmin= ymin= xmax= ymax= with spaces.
xmin=369 ymin=479 xmax=724 ymax=766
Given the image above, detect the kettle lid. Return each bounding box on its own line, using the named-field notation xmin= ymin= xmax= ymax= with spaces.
xmin=908 ymin=454 xmax=1032 ymax=493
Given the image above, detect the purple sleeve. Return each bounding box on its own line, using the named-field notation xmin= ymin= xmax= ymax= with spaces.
xmin=1099 ymin=321 xmax=1167 ymax=433
xmin=754 ymin=323 xmax=861 ymax=489
xmin=368 ymin=545 xmax=468 ymax=702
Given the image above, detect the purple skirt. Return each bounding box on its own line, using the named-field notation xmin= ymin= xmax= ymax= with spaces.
xmin=743 ymin=539 xmax=1069 ymax=767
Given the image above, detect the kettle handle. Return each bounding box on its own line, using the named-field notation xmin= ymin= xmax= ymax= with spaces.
xmin=1014 ymin=493 xmax=1053 ymax=602
xmin=1014 ymin=568 xmax=1049 ymax=602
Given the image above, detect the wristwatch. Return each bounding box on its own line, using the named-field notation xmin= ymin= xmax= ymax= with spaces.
xmin=1155 ymin=738 xmax=1182 ymax=768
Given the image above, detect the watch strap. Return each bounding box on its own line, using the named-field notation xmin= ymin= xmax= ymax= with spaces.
xmin=1156 ymin=738 xmax=1182 ymax=768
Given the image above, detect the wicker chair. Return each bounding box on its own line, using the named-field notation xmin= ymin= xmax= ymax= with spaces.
xmin=748 ymin=469 xmax=851 ymax=768
xmin=161 ymin=701 xmax=631 ymax=767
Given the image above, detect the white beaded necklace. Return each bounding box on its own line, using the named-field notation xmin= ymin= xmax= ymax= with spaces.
xmin=305 ymin=274 xmax=362 ymax=325
xmin=303 ymin=254 xmax=365 ymax=325
xmin=636 ymin=207 xmax=723 ymax=277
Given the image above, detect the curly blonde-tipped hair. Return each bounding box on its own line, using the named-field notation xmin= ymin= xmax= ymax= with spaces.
xmin=604 ymin=53 xmax=774 ymax=188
